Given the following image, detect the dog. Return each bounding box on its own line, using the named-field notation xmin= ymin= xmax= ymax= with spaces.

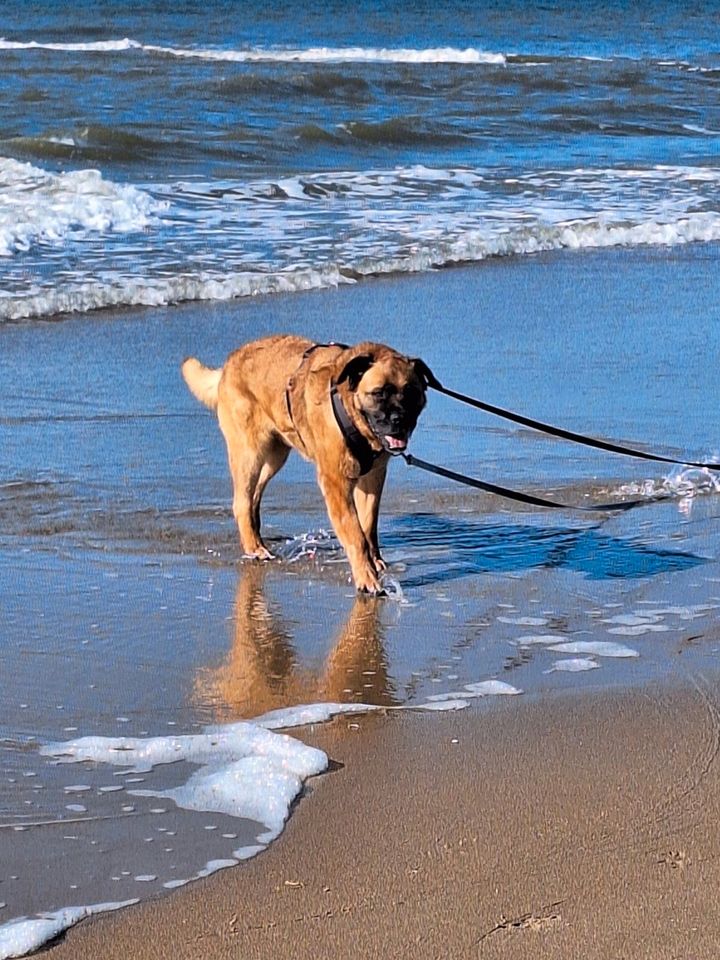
xmin=181 ymin=335 xmax=429 ymax=594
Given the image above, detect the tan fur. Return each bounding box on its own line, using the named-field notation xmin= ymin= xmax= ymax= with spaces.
xmin=181 ymin=357 xmax=222 ymax=410
xmin=181 ymin=334 xmax=427 ymax=594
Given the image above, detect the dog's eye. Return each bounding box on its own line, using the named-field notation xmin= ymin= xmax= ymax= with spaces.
xmin=370 ymin=386 xmax=396 ymax=400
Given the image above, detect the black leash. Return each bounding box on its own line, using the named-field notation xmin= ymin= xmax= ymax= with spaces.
xmin=295 ymin=349 xmax=707 ymax=513
xmin=414 ymin=360 xmax=720 ymax=472
xmin=399 ymin=452 xmax=664 ymax=513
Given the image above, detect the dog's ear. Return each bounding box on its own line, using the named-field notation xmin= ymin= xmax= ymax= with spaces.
xmin=336 ymin=353 xmax=374 ymax=390
xmin=411 ymin=358 xmax=440 ymax=390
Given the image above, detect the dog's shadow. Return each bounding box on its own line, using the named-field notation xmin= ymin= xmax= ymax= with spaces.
xmin=382 ymin=513 xmax=703 ymax=588
xmin=193 ymin=563 xmax=397 ymax=721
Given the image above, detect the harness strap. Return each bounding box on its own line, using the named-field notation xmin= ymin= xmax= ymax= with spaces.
xmin=330 ymin=383 xmax=381 ymax=476
xmin=285 ymin=341 xmax=348 ymax=453
xmin=400 ymin=453 xmax=667 ymax=513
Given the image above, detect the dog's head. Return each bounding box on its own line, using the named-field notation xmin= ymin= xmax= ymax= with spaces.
xmin=334 ymin=343 xmax=431 ymax=452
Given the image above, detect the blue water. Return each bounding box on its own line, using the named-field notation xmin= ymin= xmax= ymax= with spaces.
xmin=1 ymin=0 xmax=719 ymax=319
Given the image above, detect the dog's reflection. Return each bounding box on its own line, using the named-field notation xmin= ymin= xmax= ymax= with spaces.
xmin=194 ymin=564 xmax=397 ymax=721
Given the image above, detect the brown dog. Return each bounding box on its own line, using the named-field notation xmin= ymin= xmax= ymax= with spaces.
xmin=181 ymin=335 xmax=428 ymax=594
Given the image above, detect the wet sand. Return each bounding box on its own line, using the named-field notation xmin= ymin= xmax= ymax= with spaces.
xmin=45 ymin=676 xmax=720 ymax=960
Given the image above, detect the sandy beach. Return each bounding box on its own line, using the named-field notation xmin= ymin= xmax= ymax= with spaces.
xmin=41 ymin=676 xmax=720 ymax=959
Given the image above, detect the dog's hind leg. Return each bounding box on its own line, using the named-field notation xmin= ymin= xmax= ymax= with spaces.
xmin=218 ymin=404 xmax=278 ymax=560
xmin=252 ymin=436 xmax=290 ymax=535
xmin=353 ymin=460 xmax=388 ymax=573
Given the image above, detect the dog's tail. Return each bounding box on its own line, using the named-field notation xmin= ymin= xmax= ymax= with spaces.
xmin=181 ymin=357 xmax=222 ymax=410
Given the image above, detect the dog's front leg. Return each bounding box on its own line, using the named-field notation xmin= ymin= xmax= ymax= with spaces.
xmin=353 ymin=459 xmax=388 ymax=574
xmin=317 ymin=468 xmax=383 ymax=594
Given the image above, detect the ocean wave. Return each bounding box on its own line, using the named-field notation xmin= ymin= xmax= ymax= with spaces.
xmin=3 ymin=210 xmax=720 ymax=321
xmin=4 ymin=37 xmax=718 ymax=75
xmin=217 ymin=70 xmax=371 ymax=101
xmin=0 ymin=37 xmax=138 ymax=52
xmin=0 ymin=124 xmax=169 ymax=164
xmin=339 ymin=116 xmax=468 ymax=146
xmin=0 ymin=264 xmax=354 ymax=321
xmin=4 ymin=159 xmax=720 ymax=321
xmin=0 ymin=37 xmax=506 ymax=65
xmin=0 ymin=157 xmax=166 ymax=257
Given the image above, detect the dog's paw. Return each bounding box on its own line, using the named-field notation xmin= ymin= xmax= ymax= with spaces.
xmin=244 ymin=546 xmax=275 ymax=561
xmin=372 ymin=555 xmax=388 ymax=573
xmin=353 ymin=564 xmax=384 ymax=597
xmin=359 ymin=584 xmax=387 ymax=598
xmin=355 ymin=571 xmax=386 ymax=597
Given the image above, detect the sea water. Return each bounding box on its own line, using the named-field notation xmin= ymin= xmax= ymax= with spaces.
xmin=1 ymin=0 xmax=719 ymax=320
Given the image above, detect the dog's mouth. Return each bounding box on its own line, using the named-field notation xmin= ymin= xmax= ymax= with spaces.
xmin=382 ymin=434 xmax=408 ymax=452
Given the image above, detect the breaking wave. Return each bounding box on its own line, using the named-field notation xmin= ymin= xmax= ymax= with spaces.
xmin=3 ymin=211 xmax=720 ymax=321
xmin=0 ymin=38 xmax=507 ymax=65
xmin=0 ymin=157 xmax=166 ymax=258
xmin=3 ymin=159 xmax=720 ymax=321
xmin=1 ymin=37 xmax=716 ymax=74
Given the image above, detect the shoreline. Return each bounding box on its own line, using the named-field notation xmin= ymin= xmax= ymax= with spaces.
xmin=44 ymin=675 xmax=720 ymax=959
xmin=2 ymin=241 xmax=719 ymax=330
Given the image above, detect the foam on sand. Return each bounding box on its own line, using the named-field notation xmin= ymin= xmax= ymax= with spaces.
xmin=0 ymin=902 xmax=139 ymax=960
xmin=0 ymin=685 xmax=517 ymax=957
xmin=545 ymin=657 xmax=601 ymax=673
xmin=546 ymin=640 xmax=640 ymax=658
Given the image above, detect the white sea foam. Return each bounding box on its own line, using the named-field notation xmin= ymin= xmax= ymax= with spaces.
xmin=0 ymin=901 xmax=138 ymax=960
xmin=426 ymin=680 xmax=522 ymax=702
xmin=546 ymin=641 xmax=639 ymax=658
xmin=413 ymin=699 xmax=469 ymax=711
xmin=152 ymin=44 xmax=507 ymax=65
xmin=40 ymin=720 xmax=328 ymax=776
xmin=0 ymin=157 xmax=165 ymax=258
xmin=131 ymin=756 xmax=316 ymax=837
xmin=545 ymin=657 xmax=600 ymax=673
xmin=513 ymin=634 xmax=566 ymax=646
xmin=4 ymin=160 xmax=720 ymax=321
xmin=0 ymin=37 xmax=506 ymax=65
xmin=0 ymin=265 xmax=354 ymax=321
xmin=7 ymin=206 xmax=720 ymax=321
xmin=0 ymin=38 xmax=140 ymax=52
xmin=3 ymin=683 xmax=522 ymax=953
xmin=497 ymin=616 xmax=549 ymax=626
xmin=3 ymin=38 xmax=715 ymax=74
xmin=618 ymin=466 xmax=720 ymax=503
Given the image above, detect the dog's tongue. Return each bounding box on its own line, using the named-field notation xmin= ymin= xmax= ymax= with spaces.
xmin=385 ymin=436 xmax=407 ymax=450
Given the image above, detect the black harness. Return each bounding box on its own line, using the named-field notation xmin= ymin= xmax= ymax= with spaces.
xmin=284 ymin=341 xmax=382 ymax=476
xmin=329 ymin=381 xmax=381 ymax=476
